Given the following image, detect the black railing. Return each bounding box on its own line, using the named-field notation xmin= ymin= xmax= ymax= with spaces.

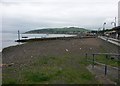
xmin=85 ymin=53 xmax=120 ymax=76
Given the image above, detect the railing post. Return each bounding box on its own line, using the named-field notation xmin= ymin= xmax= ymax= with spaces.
xmin=118 ymin=56 xmax=120 ymax=85
xmin=92 ymin=54 xmax=95 ymax=68
xmin=105 ymin=55 xmax=108 ymax=76
xmin=105 ymin=64 xmax=107 ymax=76
xmin=85 ymin=53 xmax=88 ymax=61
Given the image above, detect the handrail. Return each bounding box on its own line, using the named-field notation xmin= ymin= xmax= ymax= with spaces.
xmin=92 ymin=53 xmax=120 ymax=56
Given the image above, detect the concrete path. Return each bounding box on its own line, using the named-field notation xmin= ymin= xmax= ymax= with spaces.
xmin=98 ymin=36 xmax=120 ymax=46
xmin=87 ymin=64 xmax=118 ymax=85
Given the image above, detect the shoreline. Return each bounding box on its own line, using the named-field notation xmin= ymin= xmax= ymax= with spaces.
xmin=1 ymin=36 xmax=76 ymax=52
xmin=0 ymin=33 xmax=77 ymax=52
xmin=2 ymin=35 xmax=95 ymax=52
xmin=1 ymin=42 xmax=25 ymax=52
xmin=2 ymin=35 xmax=119 ymax=53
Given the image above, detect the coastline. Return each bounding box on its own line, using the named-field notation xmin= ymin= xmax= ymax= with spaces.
xmin=1 ymin=42 xmax=24 ymax=53
xmin=1 ymin=35 xmax=95 ymax=52
xmin=1 ymin=33 xmax=77 ymax=52
xmin=1 ymin=36 xmax=77 ymax=52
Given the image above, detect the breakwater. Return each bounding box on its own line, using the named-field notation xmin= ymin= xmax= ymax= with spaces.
xmin=15 ymin=36 xmax=96 ymax=42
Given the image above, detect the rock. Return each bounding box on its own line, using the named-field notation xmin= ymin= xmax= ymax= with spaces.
xmin=65 ymin=49 xmax=69 ymax=52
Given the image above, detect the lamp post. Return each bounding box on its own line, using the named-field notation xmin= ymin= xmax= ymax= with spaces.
xmin=103 ymin=22 xmax=106 ymax=36
xmin=115 ymin=17 xmax=116 ymax=27
xmin=111 ymin=17 xmax=117 ymax=27
xmin=98 ymin=28 xmax=101 ymax=36
xmin=103 ymin=22 xmax=106 ymax=31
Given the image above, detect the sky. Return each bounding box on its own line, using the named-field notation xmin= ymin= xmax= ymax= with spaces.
xmin=0 ymin=0 xmax=119 ymax=32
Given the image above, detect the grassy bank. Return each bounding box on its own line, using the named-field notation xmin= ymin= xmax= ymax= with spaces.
xmin=3 ymin=54 xmax=97 ymax=84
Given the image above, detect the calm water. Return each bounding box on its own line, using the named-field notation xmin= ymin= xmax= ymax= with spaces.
xmin=1 ymin=32 xmax=76 ymax=51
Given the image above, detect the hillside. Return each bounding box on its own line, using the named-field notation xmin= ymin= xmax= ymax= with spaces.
xmin=25 ymin=27 xmax=89 ymax=34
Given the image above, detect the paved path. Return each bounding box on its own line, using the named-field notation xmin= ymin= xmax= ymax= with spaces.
xmin=98 ymin=36 xmax=120 ymax=46
xmin=87 ymin=64 xmax=118 ymax=85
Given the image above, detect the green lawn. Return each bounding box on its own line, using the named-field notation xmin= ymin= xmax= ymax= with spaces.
xmin=87 ymin=54 xmax=119 ymax=67
xmin=3 ymin=55 xmax=98 ymax=84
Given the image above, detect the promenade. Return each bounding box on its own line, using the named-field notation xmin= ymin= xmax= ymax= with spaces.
xmin=98 ymin=36 xmax=120 ymax=46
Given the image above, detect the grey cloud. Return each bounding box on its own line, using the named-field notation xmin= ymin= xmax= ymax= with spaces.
xmin=1 ymin=0 xmax=119 ymax=32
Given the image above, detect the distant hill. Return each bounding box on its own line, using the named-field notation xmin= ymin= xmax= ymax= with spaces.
xmin=25 ymin=27 xmax=89 ymax=34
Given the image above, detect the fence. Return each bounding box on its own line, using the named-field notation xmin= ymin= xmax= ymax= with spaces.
xmin=85 ymin=53 xmax=120 ymax=76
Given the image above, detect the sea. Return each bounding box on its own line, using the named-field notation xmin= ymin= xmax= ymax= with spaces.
xmin=1 ymin=32 xmax=76 ymax=52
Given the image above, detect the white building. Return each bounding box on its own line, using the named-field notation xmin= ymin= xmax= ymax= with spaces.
xmin=118 ymin=1 xmax=120 ymax=26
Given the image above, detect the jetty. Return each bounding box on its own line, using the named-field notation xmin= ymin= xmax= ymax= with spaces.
xmin=15 ymin=36 xmax=75 ymax=42
xmin=15 ymin=35 xmax=96 ymax=42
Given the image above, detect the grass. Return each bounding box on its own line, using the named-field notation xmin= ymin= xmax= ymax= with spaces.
xmin=3 ymin=78 xmax=17 ymax=84
xmin=24 ymin=72 xmax=50 ymax=83
xmin=3 ymin=53 xmax=118 ymax=84
xmin=2 ymin=55 xmax=98 ymax=84
xmin=87 ymin=54 xmax=119 ymax=67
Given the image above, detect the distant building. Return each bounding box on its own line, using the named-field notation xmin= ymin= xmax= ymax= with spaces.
xmin=104 ymin=26 xmax=120 ymax=40
xmin=118 ymin=1 xmax=120 ymax=26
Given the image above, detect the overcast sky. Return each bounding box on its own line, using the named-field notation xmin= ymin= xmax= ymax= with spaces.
xmin=0 ymin=0 xmax=119 ymax=32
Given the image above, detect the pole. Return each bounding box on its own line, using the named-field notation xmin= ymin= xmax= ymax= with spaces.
xmin=98 ymin=28 xmax=101 ymax=36
xmin=85 ymin=53 xmax=88 ymax=61
xmin=115 ymin=17 xmax=116 ymax=27
xmin=105 ymin=55 xmax=108 ymax=76
xmin=105 ymin=64 xmax=107 ymax=76
xmin=103 ymin=22 xmax=106 ymax=31
xmin=92 ymin=54 xmax=95 ymax=68
xmin=18 ymin=30 xmax=20 ymax=40
xmin=103 ymin=22 xmax=106 ymax=36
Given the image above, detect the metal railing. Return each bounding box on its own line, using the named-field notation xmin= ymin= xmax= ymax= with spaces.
xmin=85 ymin=53 xmax=120 ymax=76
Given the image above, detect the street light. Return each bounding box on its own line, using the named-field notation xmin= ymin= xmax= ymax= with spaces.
xmin=111 ymin=17 xmax=117 ymax=27
xmin=103 ymin=22 xmax=106 ymax=36
xmin=98 ymin=28 xmax=101 ymax=36
xmin=115 ymin=17 xmax=116 ymax=27
xmin=103 ymin=22 xmax=106 ymax=31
